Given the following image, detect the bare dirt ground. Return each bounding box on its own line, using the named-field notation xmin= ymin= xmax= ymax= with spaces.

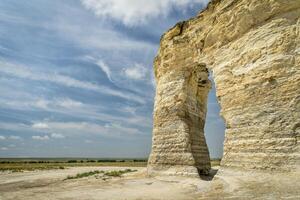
xmin=0 ymin=166 xmax=299 ymax=200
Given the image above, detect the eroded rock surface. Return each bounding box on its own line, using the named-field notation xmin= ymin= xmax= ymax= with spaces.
xmin=148 ymin=0 xmax=300 ymax=176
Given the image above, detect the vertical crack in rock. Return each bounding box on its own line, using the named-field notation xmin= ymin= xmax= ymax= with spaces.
xmin=148 ymin=0 xmax=300 ymax=176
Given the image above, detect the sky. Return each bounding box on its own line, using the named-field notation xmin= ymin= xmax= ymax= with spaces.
xmin=0 ymin=0 xmax=225 ymax=159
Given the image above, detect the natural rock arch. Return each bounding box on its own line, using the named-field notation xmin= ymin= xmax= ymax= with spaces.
xmin=148 ymin=0 xmax=300 ymax=177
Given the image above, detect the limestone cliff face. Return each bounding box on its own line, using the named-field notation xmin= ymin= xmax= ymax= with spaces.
xmin=148 ymin=0 xmax=300 ymax=176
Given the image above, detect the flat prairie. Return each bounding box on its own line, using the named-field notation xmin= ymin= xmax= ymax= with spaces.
xmin=0 ymin=166 xmax=299 ymax=200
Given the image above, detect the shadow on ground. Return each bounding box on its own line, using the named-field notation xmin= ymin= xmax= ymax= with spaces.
xmin=200 ymin=168 xmax=218 ymax=181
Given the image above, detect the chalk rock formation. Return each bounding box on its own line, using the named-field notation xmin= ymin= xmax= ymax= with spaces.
xmin=148 ymin=0 xmax=300 ymax=176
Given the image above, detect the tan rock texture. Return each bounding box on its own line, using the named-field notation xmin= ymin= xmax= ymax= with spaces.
xmin=148 ymin=0 xmax=300 ymax=176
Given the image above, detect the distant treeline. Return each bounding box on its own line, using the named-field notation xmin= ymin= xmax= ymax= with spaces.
xmin=0 ymin=159 xmax=148 ymax=164
xmin=0 ymin=158 xmax=221 ymax=164
xmin=66 ymin=159 xmax=147 ymax=163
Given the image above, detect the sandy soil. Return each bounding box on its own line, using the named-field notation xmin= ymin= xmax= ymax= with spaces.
xmin=0 ymin=167 xmax=299 ymax=200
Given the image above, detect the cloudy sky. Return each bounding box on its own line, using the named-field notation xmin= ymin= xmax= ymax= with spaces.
xmin=0 ymin=0 xmax=225 ymax=158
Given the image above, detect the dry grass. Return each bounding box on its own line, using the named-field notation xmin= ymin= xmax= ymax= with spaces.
xmin=65 ymin=170 xmax=104 ymax=180
xmin=0 ymin=158 xmax=221 ymax=172
xmin=64 ymin=169 xmax=138 ymax=180
xmin=211 ymin=159 xmax=221 ymax=167
xmin=0 ymin=160 xmax=147 ymax=172
xmin=104 ymin=169 xmax=137 ymax=177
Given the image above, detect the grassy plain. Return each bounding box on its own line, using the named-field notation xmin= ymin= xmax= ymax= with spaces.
xmin=0 ymin=158 xmax=221 ymax=172
xmin=0 ymin=158 xmax=147 ymax=172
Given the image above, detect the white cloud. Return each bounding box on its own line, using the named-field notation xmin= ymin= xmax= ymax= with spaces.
xmin=1 ymin=147 xmax=8 ymax=151
xmin=0 ymin=136 xmax=6 ymax=140
xmin=0 ymin=44 xmax=10 ymax=52
xmin=46 ymin=121 xmax=141 ymax=137
xmin=0 ymin=123 xmax=32 ymax=132
xmin=35 ymin=99 xmax=49 ymax=109
xmin=9 ymin=136 xmax=22 ymax=140
xmin=1 ymin=2 xmax=156 ymax=53
xmin=0 ymin=60 xmax=146 ymax=104
xmin=81 ymin=0 xmax=209 ymax=26
xmin=83 ymin=56 xmax=116 ymax=83
xmin=124 ymin=64 xmax=149 ymax=80
xmin=96 ymin=60 xmax=113 ymax=82
xmin=32 ymin=135 xmax=50 ymax=141
xmin=57 ymin=98 xmax=83 ymax=109
xmin=51 ymin=133 xmax=65 ymax=139
xmin=82 ymin=57 xmax=154 ymax=97
xmin=0 ymin=96 xmax=153 ymax=130
xmin=1 ymin=120 xmax=143 ymax=139
xmin=0 ymin=97 xmax=85 ymax=112
xmin=32 ymin=123 xmax=49 ymax=129
xmin=52 ymin=19 xmax=155 ymax=51
xmin=121 ymin=106 xmax=136 ymax=115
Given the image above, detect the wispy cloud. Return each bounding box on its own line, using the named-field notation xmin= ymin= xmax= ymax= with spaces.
xmin=35 ymin=99 xmax=50 ymax=110
xmin=46 ymin=121 xmax=141 ymax=137
xmin=81 ymin=0 xmax=209 ymax=26
xmin=50 ymin=133 xmax=65 ymax=139
xmin=0 ymin=96 xmax=152 ymax=129
xmin=0 ymin=97 xmax=85 ymax=111
xmin=56 ymin=99 xmax=83 ymax=109
xmin=84 ymin=140 xmax=93 ymax=144
xmin=0 ymin=123 xmax=32 ymax=132
xmin=0 ymin=60 xmax=146 ymax=104
xmin=0 ymin=12 xmax=36 ymax=26
xmin=32 ymin=122 xmax=49 ymax=129
xmin=83 ymin=56 xmax=114 ymax=83
xmin=123 ymin=63 xmax=149 ymax=81
xmin=32 ymin=135 xmax=50 ymax=141
xmin=51 ymin=17 xmax=156 ymax=51
xmin=9 ymin=136 xmax=22 ymax=140
xmin=96 ymin=60 xmax=113 ymax=82
xmin=0 ymin=120 xmax=145 ymax=139
xmin=0 ymin=135 xmax=22 ymax=140
xmin=82 ymin=56 xmax=155 ymax=97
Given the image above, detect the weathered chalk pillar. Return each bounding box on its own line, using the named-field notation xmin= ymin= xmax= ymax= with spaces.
xmin=148 ymin=0 xmax=300 ymax=176
xmin=147 ymin=22 xmax=211 ymax=176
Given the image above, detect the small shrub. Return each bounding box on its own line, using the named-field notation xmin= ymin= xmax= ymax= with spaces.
xmin=104 ymin=171 xmax=122 ymax=177
xmin=104 ymin=169 xmax=137 ymax=177
xmin=97 ymin=159 xmax=116 ymax=162
xmin=64 ymin=170 xmax=104 ymax=180
xmin=133 ymin=159 xmax=147 ymax=162
xmin=67 ymin=160 xmax=77 ymax=163
xmin=64 ymin=169 xmax=137 ymax=180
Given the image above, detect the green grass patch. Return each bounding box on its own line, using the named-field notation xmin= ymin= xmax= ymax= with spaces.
xmin=104 ymin=169 xmax=137 ymax=177
xmin=210 ymin=158 xmax=221 ymax=167
xmin=64 ymin=169 xmax=137 ymax=180
xmin=0 ymin=158 xmax=220 ymax=172
xmin=0 ymin=160 xmax=147 ymax=172
xmin=65 ymin=170 xmax=104 ymax=180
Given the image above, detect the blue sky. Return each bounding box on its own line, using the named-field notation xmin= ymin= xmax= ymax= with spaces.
xmin=0 ymin=0 xmax=225 ymax=158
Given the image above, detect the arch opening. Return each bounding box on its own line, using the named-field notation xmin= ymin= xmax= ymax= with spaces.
xmin=204 ymin=71 xmax=225 ymax=162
